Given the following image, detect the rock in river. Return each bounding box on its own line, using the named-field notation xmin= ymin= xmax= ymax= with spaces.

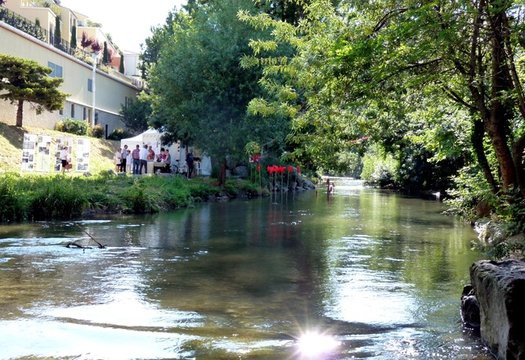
xmin=470 ymin=259 xmax=525 ymax=359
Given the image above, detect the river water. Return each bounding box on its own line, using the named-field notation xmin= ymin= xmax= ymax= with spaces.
xmin=0 ymin=180 xmax=491 ymax=359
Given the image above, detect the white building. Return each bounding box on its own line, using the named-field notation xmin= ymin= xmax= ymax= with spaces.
xmin=0 ymin=1 xmax=141 ymax=136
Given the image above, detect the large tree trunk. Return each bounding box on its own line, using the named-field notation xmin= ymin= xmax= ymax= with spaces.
xmin=471 ymin=118 xmax=498 ymax=193
xmin=16 ymin=99 xmax=24 ymax=127
xmin=487 ymin=9 xmax=517 ymax=191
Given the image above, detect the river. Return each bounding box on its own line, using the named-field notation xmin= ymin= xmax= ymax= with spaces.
xmin=0 ymin=179 xmax=491 ymax=359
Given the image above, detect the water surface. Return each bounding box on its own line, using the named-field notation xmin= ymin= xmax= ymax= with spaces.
xmin=0 ymin=181 xmax=490 ymax=359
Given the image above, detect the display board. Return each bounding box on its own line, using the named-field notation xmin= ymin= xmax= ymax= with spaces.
xmin=21 ymin=134 xmax=37 ymax=172
xmin=35 ymin=135 xmax=52 ymax=172
xmin=75 ymin=138 xmax=90 ymax=172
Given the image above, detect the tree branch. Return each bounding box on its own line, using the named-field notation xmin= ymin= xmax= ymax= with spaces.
xmin=372 ymin=8 xmax=408 ymax=34
xmin=442 ymin=86 xmax=477 ymax=111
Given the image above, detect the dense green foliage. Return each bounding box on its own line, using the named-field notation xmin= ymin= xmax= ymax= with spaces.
xmin=239 ymin=1 xmax=525 ymax=220
xmin=119 ymin=91 xmax=151 ymax=132
xmin=90 ymin=124 xmax=105 ymax=138
xmin=0 ymin=54 xmax=67 ymax=127
xmin=55 ymin=118 xmax=88 ymax=135
xmin=0 ymin=173 xmax=261 ymax=223
xmin=147 ymin=0 xmax=290 ymax=162
xmin=107 ymin=127 xmax=133 ymax=141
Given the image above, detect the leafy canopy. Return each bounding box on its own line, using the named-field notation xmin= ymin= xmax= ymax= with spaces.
xmin=148 ymin=0 xmax=290 ymax=161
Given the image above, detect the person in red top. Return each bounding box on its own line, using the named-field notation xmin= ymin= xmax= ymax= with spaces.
xmin=132 ymin=144 xmax=140 ymax=175
xmin=147 ymin=146 xmax=155 ymax=161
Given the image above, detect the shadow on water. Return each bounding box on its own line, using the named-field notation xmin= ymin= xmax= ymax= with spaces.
xmin=0 ymin=184 xmax=492 ymax=359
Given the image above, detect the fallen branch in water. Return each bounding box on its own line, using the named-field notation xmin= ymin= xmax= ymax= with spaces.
xmin=65 ymin=240 xmax=92 ymax=249
xmin=75 ymin=224 xmax=106 ymax=249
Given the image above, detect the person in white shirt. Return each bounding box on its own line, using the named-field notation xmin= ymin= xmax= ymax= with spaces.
xmin=59 ymin=146 xmax=69 ymax=174
xmin=120 ymin=145 xmax=128 ymax=173
xmin=139 ymin=144 xmax=149 ymax=174
xmin=126 ymin=149 xmax=132 ymax=174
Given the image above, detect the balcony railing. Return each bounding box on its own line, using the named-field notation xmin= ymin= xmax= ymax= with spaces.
xmin=0 ymin=6 xmax=47 ymax=42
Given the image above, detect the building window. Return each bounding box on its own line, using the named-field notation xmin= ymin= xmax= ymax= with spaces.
xmin=70 ymin=104 xmax=75 ymax=118
xmin=83 ymin=107 xmax=87 ymax=120
xmin=48 ymin=62 xmax=63 ymax=78
xmin=88 ymin=79 xmax=93 ymax=92
xmin=124 ymin=96 xmax=133 ymax=109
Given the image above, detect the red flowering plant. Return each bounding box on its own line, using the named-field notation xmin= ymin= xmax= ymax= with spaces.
xmin=80 ymin=32 xmax=93 ymax=49
xmin=245 ymin=141 xmax=262 ymax=190
xmin=91 ymin=41 xmax=102 ymax=53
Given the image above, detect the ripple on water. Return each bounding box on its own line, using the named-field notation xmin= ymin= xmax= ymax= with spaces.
xmin=0 ymin=318 xmax=199 ymax=359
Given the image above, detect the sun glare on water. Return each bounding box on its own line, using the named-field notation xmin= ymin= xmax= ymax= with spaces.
xmin=296 ymin=331 xmax=340 ymax=358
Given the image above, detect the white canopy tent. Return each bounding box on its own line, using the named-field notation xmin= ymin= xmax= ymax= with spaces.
xmin=120 ymin=129 xmax=212 ymax=176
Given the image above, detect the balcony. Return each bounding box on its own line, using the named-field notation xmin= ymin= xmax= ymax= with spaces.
xmin=0 ymin=5 xmax=47 ymax=42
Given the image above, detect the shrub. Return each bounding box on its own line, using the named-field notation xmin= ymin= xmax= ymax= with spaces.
xmin=54 ymin=120 xmax=65 ymax=132
xmin=107 ymin=127 xmax=132 ymax=141
xmin=56 ymin=118 xmax=88 ymax=135
xmin=360 ymin=150 xmax=398 ymax=187
xmin=29 ymin=177 xmax=88 ymax=220
xmin=91 ymin=124 xmax=104 ymax=138
xmin=445 ymin=166 xmax=497 ymax=220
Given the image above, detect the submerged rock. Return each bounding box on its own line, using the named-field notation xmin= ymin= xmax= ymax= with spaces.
xmin=474 ymin=220 xmax=506 ymax=247
xmin=460 ymin=285 xmax=480 ymax=330
xmin=470 ymin=259 xmax=525 ymax=359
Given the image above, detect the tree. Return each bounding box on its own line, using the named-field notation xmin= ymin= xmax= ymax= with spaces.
xmin=119 ymin=92 xmax=151 ymax=132
xmin=148 ymin=0 xmax=285 ymax=163
xmin=140 ymin=10 xmax=178 ymax=80
xmin=119 ymin=52 xmax=125 ymax=74
xmin=70 ymin=25 xmax=77 ymax=49
xmin=102 ymin=41 xmax=109 ymax=64
xmin=326 ymin=1 xmax=525 ymax=196
xmin=54 ymin=15 xmax=61 ymax=47
xmin=0 ymin=55 xmax=67 ymax=127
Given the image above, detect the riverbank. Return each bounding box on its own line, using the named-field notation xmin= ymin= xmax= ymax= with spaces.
xmin=0 ymin=172 xmax=265 ymax=223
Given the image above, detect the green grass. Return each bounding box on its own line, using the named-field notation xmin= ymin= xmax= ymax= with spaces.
xmin=0 ymin=172 xmax=265 ymax=223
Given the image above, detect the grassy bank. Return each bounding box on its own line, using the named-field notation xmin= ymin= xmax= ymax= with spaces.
xmin=0 ymin=123 xmax=118 ymax=173
xmin=0 ymin=172 xmax=263 ymax=223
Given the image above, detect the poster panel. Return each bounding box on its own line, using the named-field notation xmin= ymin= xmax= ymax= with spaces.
xmin=75 ymin=138 xmax=90 ymax=172
xmin=35 ymin=135 xmax=52 ymax=172
xmin=21 ymin=134 xmax=37 ymax=172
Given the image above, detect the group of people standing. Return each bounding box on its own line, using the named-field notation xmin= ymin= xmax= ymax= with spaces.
xmin=114 ymin=144 xmax=173 ymax=175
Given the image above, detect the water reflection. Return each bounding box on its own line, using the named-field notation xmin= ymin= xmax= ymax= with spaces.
xmin=0 ymin=185 xmax=491 ymax=359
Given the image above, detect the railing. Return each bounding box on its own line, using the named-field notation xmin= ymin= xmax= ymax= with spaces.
xmin=0 ymin=6 xmax=48 ymax=42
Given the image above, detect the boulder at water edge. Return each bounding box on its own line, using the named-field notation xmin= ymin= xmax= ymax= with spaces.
xmin=470 ymin=259 xmax=525 ymax=359
xmin=460 ymin=285 xmax=480 ymax=330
